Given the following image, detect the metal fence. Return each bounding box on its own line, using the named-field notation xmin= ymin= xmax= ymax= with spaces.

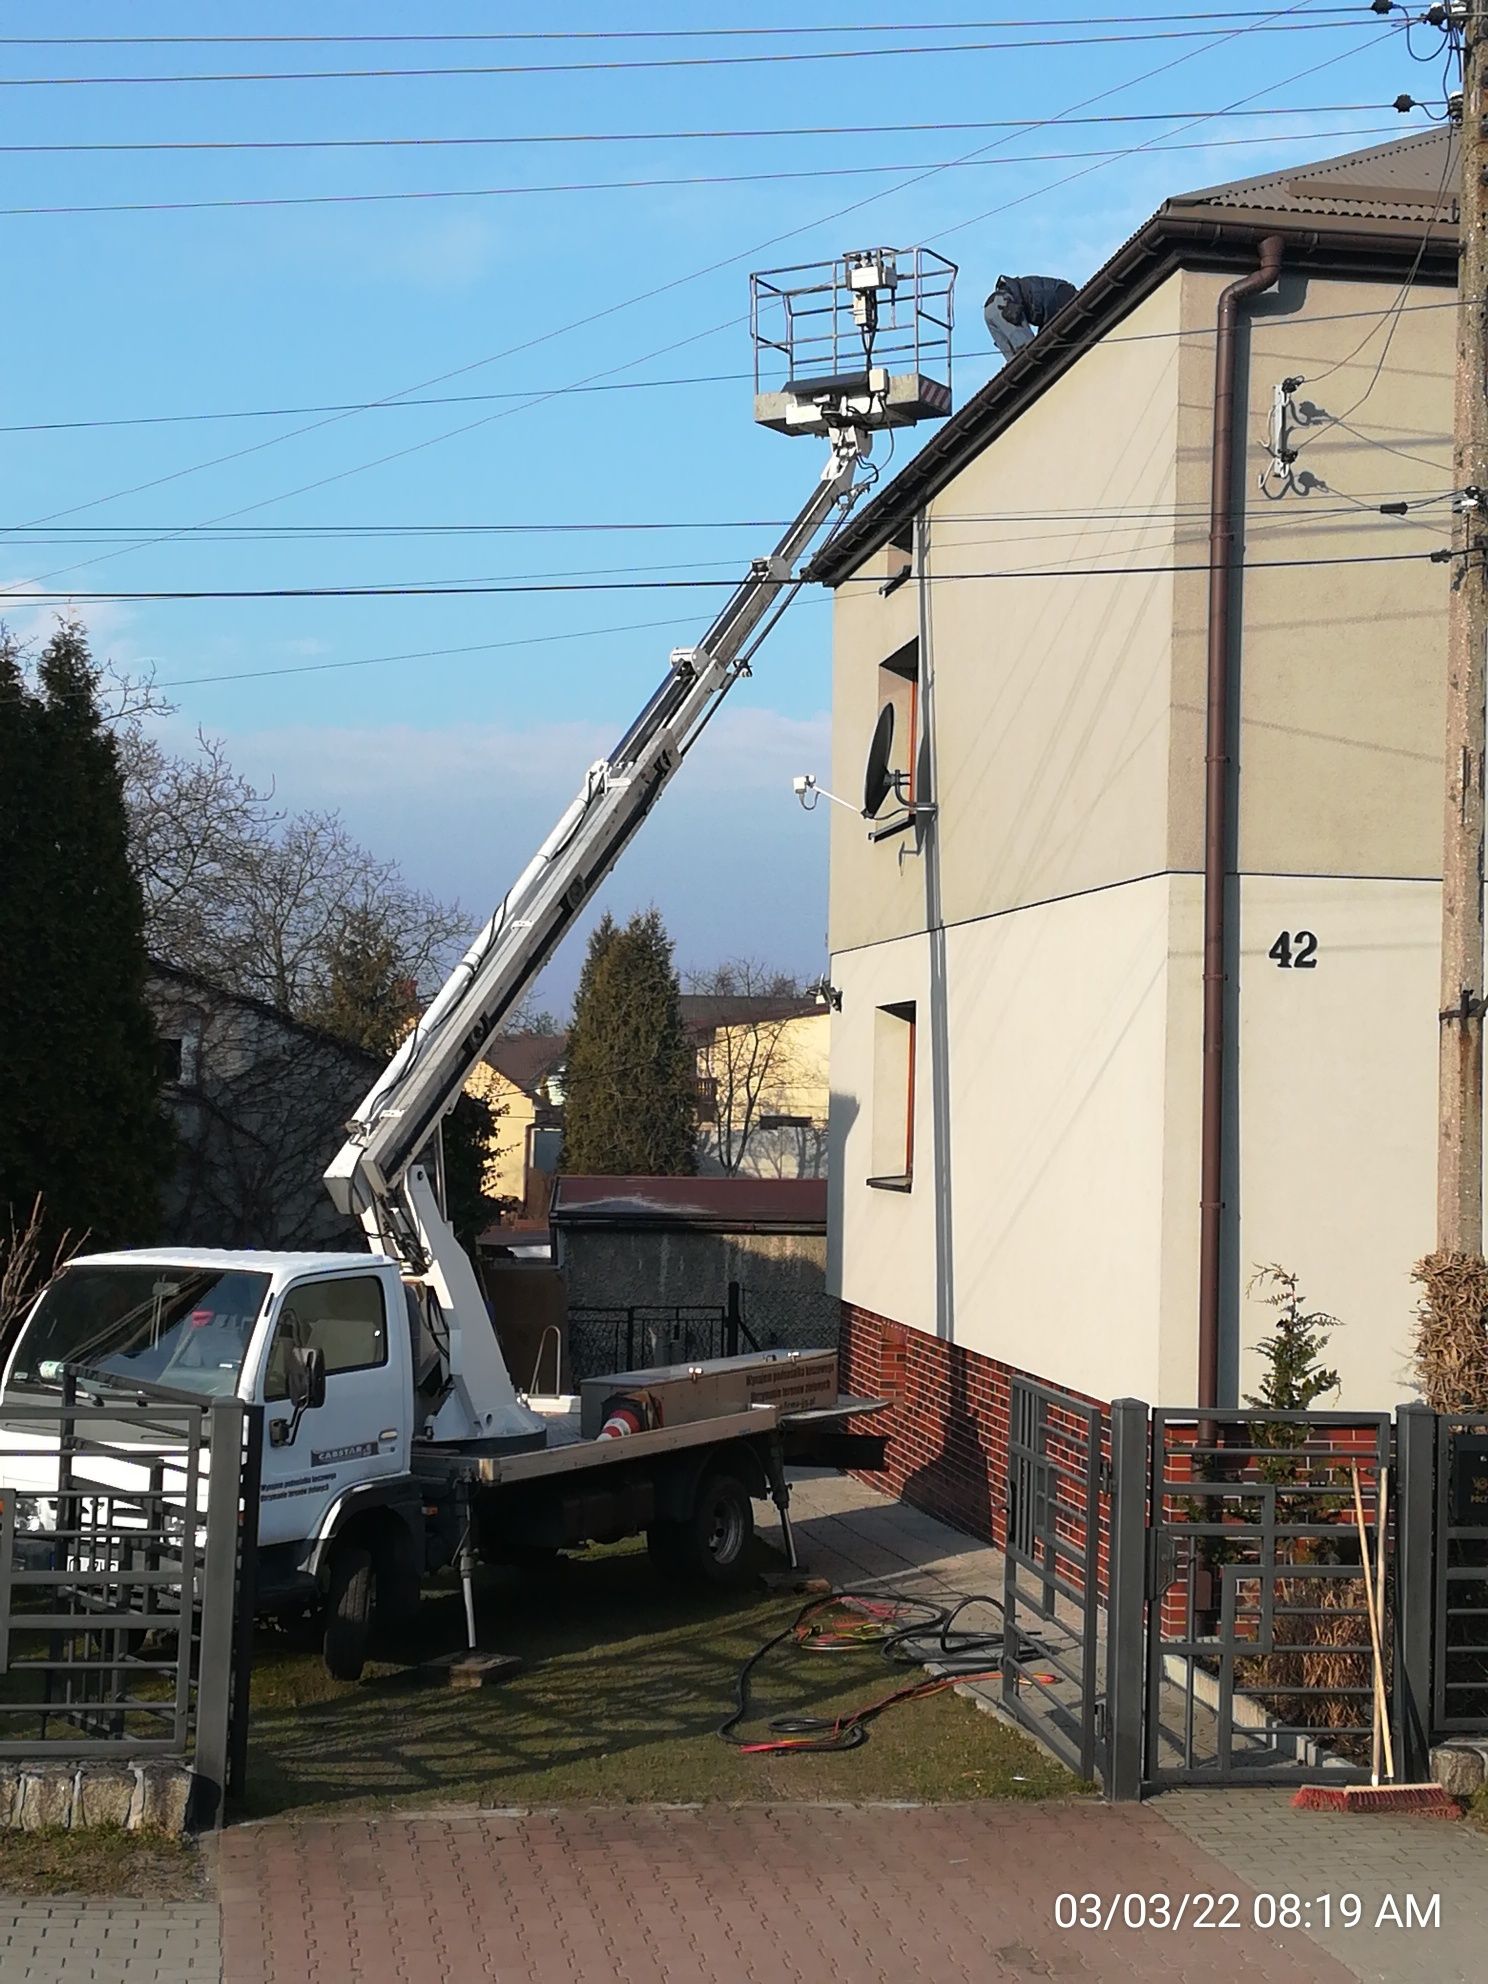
xmin=565 ymin=1281 xmax=839 ymax=1384
xmin=1432 ymin=1411 xmax=1488 ymax=1735
xmin=0 ymin=1393 xmax=261 ymax=1822
xmin=1001 ymin=1378 xmax=1110 ymax=1783
xmin=566 ymin=1303 xmax=758 ymax=1383
xmin=998 ymin=1392 xmax=1486 ymax=1802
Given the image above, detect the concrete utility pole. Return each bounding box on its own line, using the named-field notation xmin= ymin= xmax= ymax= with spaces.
xmin=1439 ymin=8 xmax=1488 ymax=1254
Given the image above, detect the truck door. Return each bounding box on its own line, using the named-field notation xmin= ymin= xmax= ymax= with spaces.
xmin=255 ymin=1271 xmax=405 ymax=1550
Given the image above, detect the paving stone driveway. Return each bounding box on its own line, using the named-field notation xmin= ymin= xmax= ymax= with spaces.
xmin=6 ymin=1793 xmax=1484 ymax=1984
xmin=0 ymin=1894 xmax=219 ymax=1983
xmin=213 ymin=1802 xmax=1353 ymax=1984
xmin=6 ymin=1473 xmax=1485 ymax=1982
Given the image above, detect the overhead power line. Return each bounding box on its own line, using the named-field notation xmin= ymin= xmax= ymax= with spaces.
xmin=0 ymin=496 xmax=1452 ymax=543
xmin=150 ymin=615 xmax=705 ymax=689
xmin=0 ymin=21 xmax=1380 ymax=86
xmin=0 ymin=101 xmax=1405 ymax=153
xmin=11 ymin=547 xmax=1457 ymax=605
xmin=138 ymin=509 xmax=1446 ymax=693
xmin=0 ymin=123 xmax=1406 ymax=220
xmin=2 ymin=296 xmax=1461 ymax=438
xmin=4 ymin=1 xmax=1368 ymax=597
xmin=0 ymin=11 xmax=1370 ymax=47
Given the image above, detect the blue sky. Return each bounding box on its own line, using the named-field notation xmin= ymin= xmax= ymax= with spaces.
xmin=1 ymin=2 xmax=1428 ymax=1007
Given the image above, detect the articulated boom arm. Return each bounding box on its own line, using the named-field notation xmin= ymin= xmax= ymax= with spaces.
xmin=324 ymin=422 xmax=866 ymax=1289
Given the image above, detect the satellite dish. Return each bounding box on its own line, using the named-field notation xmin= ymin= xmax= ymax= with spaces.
xmin=863 ymin=702 xmax=896 ymax=817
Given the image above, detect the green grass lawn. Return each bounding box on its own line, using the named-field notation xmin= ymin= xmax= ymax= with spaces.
xmin=241 ymin=1537 xmax=1074 ymax=1816
xmin=0 ymin=1825 xmax=203 ymax=1899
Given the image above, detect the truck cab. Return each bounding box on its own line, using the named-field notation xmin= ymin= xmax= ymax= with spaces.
xmin=1 ymin=1247 xmax=424 ymax=1592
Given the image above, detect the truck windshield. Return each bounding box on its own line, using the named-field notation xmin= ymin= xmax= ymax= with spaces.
xmin=9 ymin=1264 xmax=271 ymax=1401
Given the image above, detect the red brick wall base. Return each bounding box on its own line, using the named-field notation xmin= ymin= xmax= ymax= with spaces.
xmin=839 ymin=1300 xmax=1108 ymax=1549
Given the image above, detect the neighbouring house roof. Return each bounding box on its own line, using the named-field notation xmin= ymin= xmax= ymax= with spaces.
xmin=147 ymin=957 xmax=382 ymax=1067
xmin=679 ymin=993 xmax=820 ymax=1033
xmin=1167 ymin=126 xmax=1458 ymax=225
xmin=808 ymin=128 xmax=1458 ymax=586
xmin=483 ymin=1031 xmax=568 ymax=1094
xmin=550 ymin=1174 xmax=827 ymax=1234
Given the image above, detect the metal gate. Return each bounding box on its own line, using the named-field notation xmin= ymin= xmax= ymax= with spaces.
xmin=1143 ymin=1407 xmax=1393 ymax=1789
xmin=1000 ymin=1394 xmax=1488 ymax=1800
xmin=0 ymin=1395 xmax=262 ymax=1823
xmin=1432 ymin=1412 xmax=1488 ymax=1736
xmin=1001 ymin=1378 xmax=1109 ymax=1782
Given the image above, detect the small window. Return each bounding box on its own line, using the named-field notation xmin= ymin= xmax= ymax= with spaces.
xmin=263 ymin=1274 xmax=388 ymax=1401
xmin=156 ymin=1031 xmax=199 ymax=1086
xmin=876 ymin=642 xmax=918 ymax=811
xmin=868 ymin=1001 xmax=916 ymax=1189
xmin=695 ymin=1074 xmax=719 ymax=1124
xmin=882 ymin=524 xmax=914 ymax=597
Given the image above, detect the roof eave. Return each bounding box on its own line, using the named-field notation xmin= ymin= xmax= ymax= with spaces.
xmin=807 ymin=206 xmax=1457 ymax=586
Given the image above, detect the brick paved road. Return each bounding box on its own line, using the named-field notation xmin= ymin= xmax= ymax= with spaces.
xmin=215 ymin=1803 xmax=1352 ymax=1983
xmin=0 ymin=1894 xmax=219 ymax=1983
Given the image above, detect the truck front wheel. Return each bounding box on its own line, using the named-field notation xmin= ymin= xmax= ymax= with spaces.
xmin=323 ymin=1542 xmax=374 ymax=1681
xmin=648 ymin=1470 xmax=755 ymax=1590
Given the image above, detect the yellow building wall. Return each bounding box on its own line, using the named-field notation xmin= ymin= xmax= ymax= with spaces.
xmin=463 ymin=1063 xmax=531 ymax=1206
xmin=698 ymin=1011 xmax=831 ymax=1177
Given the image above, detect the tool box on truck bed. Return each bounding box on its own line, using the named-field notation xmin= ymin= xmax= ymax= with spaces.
xmin=579 ymin=1348 xmax=838 ymax=1438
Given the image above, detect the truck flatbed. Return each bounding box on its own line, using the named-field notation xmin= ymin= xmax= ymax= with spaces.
xmin=410 ymin=1392 xmax=884 ymax=1489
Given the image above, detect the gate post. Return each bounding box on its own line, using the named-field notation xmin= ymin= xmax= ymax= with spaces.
xmin=195 ymin=1400 xmax=247 ymax=1828
xmin=1393 ymin=1403 xmax=1436 ymax=1783
xmin=1104 ymin=1397 xmax=1149 ymax=1802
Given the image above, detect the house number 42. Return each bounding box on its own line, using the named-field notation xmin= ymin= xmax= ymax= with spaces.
xmin=1268 ymin=930 xmax=1318 ymax=969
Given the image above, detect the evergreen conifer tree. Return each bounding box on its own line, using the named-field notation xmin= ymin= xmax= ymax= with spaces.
xmin=562 ymin=909 xmax=695 ymax=1174
xmin=0 ymin=623 xmax=172 ymax=1256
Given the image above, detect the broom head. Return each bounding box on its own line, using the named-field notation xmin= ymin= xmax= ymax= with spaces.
xmin=1291 ymin=1782 xmax=1461 ymax=1817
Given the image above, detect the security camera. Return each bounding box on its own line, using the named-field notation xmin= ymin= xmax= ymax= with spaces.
xmin=792 ymin=774 xmax=815 ymax=797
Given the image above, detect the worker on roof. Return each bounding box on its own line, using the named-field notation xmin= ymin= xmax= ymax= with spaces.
xmin=983 ymin=275 xmax=1077 ymax=363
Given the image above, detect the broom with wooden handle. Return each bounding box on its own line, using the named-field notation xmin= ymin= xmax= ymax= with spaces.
xmin=1355 ymin=1462 xmax=1393 ymax=1785
xmin=1292 ymin=1463 xmax=1457 ymax=1814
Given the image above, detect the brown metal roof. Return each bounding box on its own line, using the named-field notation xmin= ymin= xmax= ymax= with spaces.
xmin=809 ymin=128 xmax=1459 ymax=586
xmin=483 ymin=1031 xmax=567 ymax=1094
xmin=679 ymin=992 xmax=820 ymax=1033
xmin=550 ymin=1174 xmax=827 ymax=1233
xmin=1168 ymin=126 xmax=1457 ymax=224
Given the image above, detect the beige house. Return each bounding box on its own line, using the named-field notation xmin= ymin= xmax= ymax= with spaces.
xmin=684 ymin=994 xmax=831 ymax=1178
xmin=809 ymin=128 xmax=1458 ymax=1521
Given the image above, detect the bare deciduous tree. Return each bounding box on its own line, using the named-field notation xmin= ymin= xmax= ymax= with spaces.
xmin=1 ymin=1194 xmax=84 ymax=1358
xmin=117 ymin=721 xmax=282 ymax=992
xmin=686 ymin=961 xmax=822 ymax=1177
xmin=113 ymin=699 xmax=469 ymax=1017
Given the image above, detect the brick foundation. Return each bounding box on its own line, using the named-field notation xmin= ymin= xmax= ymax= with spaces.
xmin=839 ymin=1300 xmax=1108 ymax=1553
xmin=841 ymin=1302 xmax=1388 ymax=1635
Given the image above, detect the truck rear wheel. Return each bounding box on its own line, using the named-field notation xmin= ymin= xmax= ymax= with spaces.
xmin=323 ymin=1543 xmax=374 ymax=1681
xmin=648 ymin=1470 xmax=755 ymax=1590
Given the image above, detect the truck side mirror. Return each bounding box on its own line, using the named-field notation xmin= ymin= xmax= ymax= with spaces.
xmin=272 ymin=1344 xmax=327 ymax=1447
xmin=288 ymin=1344 xmax=327 ymax=1412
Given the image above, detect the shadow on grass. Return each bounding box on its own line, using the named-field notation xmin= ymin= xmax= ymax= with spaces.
xmin=238 ymin=1537 xmax=1071 ymax=1818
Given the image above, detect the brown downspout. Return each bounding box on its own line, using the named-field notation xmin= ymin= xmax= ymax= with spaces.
xmin=1197 ymin=233 xmax=1284 ymax=1412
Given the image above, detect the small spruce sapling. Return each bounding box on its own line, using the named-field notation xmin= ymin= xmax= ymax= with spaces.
xmin=1244 ymin=1264 xmax=1344 ymax=1552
